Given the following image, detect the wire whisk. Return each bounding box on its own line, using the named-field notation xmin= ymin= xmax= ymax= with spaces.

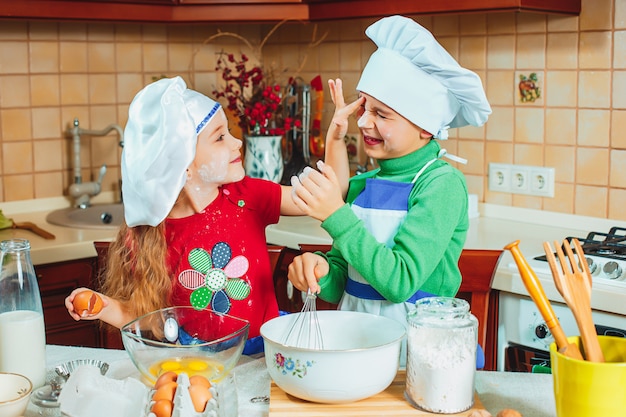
xmin=282 ymin=289 xmax=324 ymax=350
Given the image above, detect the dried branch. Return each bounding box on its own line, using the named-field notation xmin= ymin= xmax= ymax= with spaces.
xmin=187 ymin=20 xmax=328 ymax=90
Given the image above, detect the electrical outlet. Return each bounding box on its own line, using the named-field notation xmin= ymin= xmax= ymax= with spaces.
xmin=488 ymin=163 xmax=511 ymax=192
xmin=510 ymin=166 xmax=530 ymax=193
xmin=529 ymin=166 xmax=555 ymax=197
xmin=488 ymin=163 xmax=555 ymax=197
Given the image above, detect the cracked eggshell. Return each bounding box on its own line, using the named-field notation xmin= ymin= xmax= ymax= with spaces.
xmin=72 ymin=291 xmax=103 ymax=316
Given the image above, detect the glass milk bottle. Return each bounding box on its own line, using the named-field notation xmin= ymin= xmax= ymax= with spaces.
xmin=0 ymin=238 xmax=46 ymax=388
xmin=405 ymin=297 xmax=477 ymax=414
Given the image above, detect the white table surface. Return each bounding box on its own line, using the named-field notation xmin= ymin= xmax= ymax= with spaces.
xmin=25 ymin=345 xmax=556 ymax=417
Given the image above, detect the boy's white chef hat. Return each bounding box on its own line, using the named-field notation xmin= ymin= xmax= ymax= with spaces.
xmin=122 ymin=76 xmax=221 ymax=227
xmin=356 ymin=15 xmax=491 ymax=140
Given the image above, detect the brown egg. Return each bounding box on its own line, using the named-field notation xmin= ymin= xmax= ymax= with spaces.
xmin=188 ymin=374 xmax=211 ymax=389
xmin=188 ymin=384 xmax=213 ymax=412
xmin=72 ymin=291 xmax=103 ymax=316
xmin=152 ymin=381 xmax=178 ymax=402
xmin=154 ymin=371 xmax=178 ymax=389
xmin=151 ymin=399 xmax=173 ymax=417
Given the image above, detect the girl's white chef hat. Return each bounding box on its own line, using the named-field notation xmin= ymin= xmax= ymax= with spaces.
xmin=356 ymin=15 xmax=492 ymax=140
xmin=121 ymin=76 xmax=221 ymax=227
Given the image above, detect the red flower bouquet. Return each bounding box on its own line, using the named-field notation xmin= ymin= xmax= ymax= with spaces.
xmin=213 ymin=52 xmax=301 ymax=136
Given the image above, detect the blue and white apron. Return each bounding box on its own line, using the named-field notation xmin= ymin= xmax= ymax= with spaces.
xmin=339 ymin=156 xmax=440 ymax=366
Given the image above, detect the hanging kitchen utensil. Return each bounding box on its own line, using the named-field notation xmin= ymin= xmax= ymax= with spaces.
xmin=505 ymin=240 xmax=583 ymax=360
xmin=309 ymin=75 xmax=325 ymax=158
xmin=543 ymin=239 xmax=604 ymax=362
xmin=280 ymin=78 xmax=312 ymax=185
xmin=0 ymin=210 xmax=55 ymax=240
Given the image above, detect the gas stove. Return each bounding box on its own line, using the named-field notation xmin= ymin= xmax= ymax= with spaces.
xmin=495 ymin=225 xmax=626 ymax=371
xmin=533 ymin=226 xmax=626 ymax=287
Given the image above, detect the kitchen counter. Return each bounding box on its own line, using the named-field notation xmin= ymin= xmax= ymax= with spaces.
xmin=27 ymin=344 xmax=557 ymax=417
xmin=2 ymin=194 xmax=625 ymax=265
xmin=0 ymin=195 xmax=119 ymax=265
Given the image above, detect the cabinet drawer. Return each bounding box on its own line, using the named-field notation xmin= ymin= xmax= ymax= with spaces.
xmin=45 ymin=322 xmax=100 ymax=348
xmin=35 ymin=258 xmax=99 ymax=347
xmin=36 ymin=259 xmax=95 ymax=291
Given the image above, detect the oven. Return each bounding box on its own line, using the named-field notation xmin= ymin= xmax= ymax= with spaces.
xmin=494 ymin=226 xmax=626 ymax=372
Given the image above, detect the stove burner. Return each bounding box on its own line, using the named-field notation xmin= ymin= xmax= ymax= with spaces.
xmin=596 ymin=249 xmax=617 ymax=256
xmin=534 ymin=226 xmax=626 ymax=262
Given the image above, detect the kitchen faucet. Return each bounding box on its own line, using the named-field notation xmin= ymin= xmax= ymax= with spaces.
xmin=355 ymin=157 xmax=375 ymax=175
xmin=67 ymin=118 xmax=124 ymax=208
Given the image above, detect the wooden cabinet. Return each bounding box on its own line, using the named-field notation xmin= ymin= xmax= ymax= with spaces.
xmin=307 ymin=0 xmax=581 ymax=21
xmin=0 ymin=0 xmax=581 ymax=23
xmin=0 ymin=0 xmax=308 ymax=23
xmin=36 ymin=258 xmax=101 ymax=348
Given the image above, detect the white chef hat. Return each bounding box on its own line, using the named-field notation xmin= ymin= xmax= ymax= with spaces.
xmin=122 ymin=76 xmax=221 ymax=227
xmin=356 ymin=15 xmax=491 ymax=140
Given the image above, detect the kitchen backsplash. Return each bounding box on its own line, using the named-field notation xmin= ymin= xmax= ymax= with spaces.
xmin=0 ymin=0 xmax=624 ymax=221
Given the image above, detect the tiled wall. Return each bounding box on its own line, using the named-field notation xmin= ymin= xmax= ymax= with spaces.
xmin=0 ymin=0 xmax=625 ymax=221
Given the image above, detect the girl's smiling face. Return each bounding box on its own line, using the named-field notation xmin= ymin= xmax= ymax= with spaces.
xmin=356 ymin=92 xmax=431 ymax=160
xmin=188 ymin=108 xmax=244 ymax=186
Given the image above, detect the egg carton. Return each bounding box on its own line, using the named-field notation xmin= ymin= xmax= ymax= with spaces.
xmin=57 ymin=365 xmax=237 ymax=417
xmin=145 ymin=373 xmax=237 ymax=417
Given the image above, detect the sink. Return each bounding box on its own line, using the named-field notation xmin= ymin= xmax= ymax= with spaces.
xmin=46 ymin=204 xmax=125 ymax=230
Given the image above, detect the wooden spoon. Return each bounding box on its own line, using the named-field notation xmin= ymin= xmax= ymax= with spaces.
xmin=12 ymin=221 xmax=55 ymax=240
xmin=0 ymin=209 xmax=55 ymax=239
xmin=505 ymin=240 xmax=583 ymax=360
xmin=544 ymin=239 xmax=604 ymax=362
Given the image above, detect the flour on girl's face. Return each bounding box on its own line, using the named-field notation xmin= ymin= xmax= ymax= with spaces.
xmin=197 ymin=154 xmax=229 ymax=183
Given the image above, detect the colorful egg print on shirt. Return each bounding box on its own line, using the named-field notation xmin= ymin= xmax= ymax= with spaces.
xmin=178 ymin=242 xmax=250 ymax=313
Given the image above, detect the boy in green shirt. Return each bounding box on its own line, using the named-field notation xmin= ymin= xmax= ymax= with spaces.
xmin=288 ymin=15 xmax=491 ymax=365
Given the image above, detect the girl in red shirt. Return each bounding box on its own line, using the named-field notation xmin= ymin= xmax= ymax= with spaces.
xmin=65 ymin=76 xmax=320 ymax=354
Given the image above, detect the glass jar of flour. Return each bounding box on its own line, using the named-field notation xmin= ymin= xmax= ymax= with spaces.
xmin=405 ymin=297 xmax=477 ymax=414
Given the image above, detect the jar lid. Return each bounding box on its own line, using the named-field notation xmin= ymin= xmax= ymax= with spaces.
xmin=407 ymin=296 xmax=476 ymax=328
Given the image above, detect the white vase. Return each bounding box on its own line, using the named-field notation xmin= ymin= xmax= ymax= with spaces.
xmin=244 ymin=135 xmax=284 ymax=183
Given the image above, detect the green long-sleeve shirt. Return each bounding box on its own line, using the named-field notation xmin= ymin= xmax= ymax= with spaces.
xmin=318 ymin=140 xmax=469 ymax=304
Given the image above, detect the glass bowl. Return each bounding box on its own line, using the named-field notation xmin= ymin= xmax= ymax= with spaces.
xmin=121 ymin=306 xmax=249 ymax=385
xmin=55 ymin=359 xmax=109 ymax=379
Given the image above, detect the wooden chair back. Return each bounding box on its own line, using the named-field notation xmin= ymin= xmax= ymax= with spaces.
xmin=297 ymin=244 xmax=503 ymax=370
xmin=457 ymin=249 xmax=503 ymax=370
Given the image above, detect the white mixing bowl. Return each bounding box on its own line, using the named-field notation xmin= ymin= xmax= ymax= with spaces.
xmin=261 ymin=310 xmax=406 ymax=403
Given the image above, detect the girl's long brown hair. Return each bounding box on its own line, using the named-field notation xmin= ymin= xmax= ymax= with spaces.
xmin=100 ymin=222 xmax=171 ymax=320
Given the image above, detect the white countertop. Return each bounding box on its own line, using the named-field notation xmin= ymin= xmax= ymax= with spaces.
xmin=2 ymin=193 xmax=625 ymax=266
xmin=27 ymin=344 xmax=557 ymax=417
xmin=0 ymin=194 xmax=119 ymax=265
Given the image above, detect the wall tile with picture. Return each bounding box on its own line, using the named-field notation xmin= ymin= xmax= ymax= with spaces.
xmin=515 ymin=71 xmax=543 ymax=105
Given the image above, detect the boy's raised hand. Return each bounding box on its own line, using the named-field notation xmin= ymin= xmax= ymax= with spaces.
xmin=327 ymin=78 xmax=365 ymax=143
xmin=325 ymin=78 xmax=365 ymax=197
